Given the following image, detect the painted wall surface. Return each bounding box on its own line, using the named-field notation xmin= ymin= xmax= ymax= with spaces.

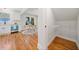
xmin=77 ymin=16 xmax=79 ymax=42
xmin=54 ymin=20 xmax=77 ymax=40
xmin=53 ymin=8 xmax=78 ymax=41
xmin=38 ymin=8 xmax=48 ymax=49
xmin=46 ymin=9 xmax=55 ymax=45
xmin=38 ymin=8 xmax=55 ymax=49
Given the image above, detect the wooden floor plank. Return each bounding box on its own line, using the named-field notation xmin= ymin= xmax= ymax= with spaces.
xmin=48 ymin=36 xmax=78 ymax=50
xmin=0 ymin=32 xmax=38 ymax=50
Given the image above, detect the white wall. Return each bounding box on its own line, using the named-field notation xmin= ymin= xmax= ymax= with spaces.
xmin=53 ymin=8 xmax=78 ymax=41
xmin=46 ymin=9 xmax=55 ymax=45
xmin=77 ymin=16 xmax=79 ymax=42
xmin=38 ymin=8 xmax=48 ymax=49
xmin=54 ymin=20 xmax=77 ymax=40
xmin=38 ymin=8 xmax=55 ymax=49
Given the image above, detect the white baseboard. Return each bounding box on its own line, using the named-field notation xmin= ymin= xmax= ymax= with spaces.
xmin=47 ymin=35 xmax=55 ymax=47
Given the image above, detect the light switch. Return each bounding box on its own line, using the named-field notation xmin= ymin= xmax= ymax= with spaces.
xmin=45 ymin=25 xmax=47 ymax=28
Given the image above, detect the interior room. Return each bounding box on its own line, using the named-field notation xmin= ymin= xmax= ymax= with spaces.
xmin=38 ymin=8 xmax=79 ymax=50
xmin=0 ymin=8 xmax=38 ymax=50
xmin=0 ymin=8 xmax=79 ymax=50
xmin=48 ymin=8 xmax=79 ymax=50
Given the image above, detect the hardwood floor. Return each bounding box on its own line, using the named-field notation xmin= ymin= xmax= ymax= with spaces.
xmin=0 ymin=32 xmax=38 ymax=50
xmin=0 ymin=33 xmax=78 ymax=50
xmin=48 ymin=36 xmax=78 ymax=50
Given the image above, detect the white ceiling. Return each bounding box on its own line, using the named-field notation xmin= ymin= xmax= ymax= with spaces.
xmin=21 ymin=8 xmax=38 ymax=16
xmin=53 ymin=8 xmax=79 ymax=21
xmin=0 ymin=8 xmax=28 ymax=15
xmin=0 ymin=8 xmax=38 ymax=16
xmin=0 ymin=8 xmax=79 ymax=21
